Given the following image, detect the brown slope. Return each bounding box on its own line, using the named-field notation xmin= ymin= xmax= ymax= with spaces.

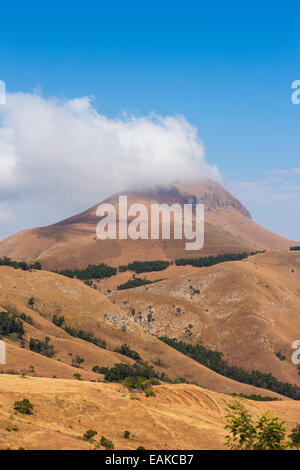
xmin=110 ymin=251 xmax=300 ymax=386
xmin=0 ymin=375 xmax=299 ymax=450
xmin=0 ymin=266 xmax=286 ymax=398
xmin=0 ymin=178 xmax=297 ymax=270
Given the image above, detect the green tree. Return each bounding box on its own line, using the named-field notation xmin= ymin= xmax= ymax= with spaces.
xmin=14 ymin=398 xmax=33 ymax=415
xmin=289 ymin=424 xmax=300 ymax=446
xmin=225 ymin=400 xmax=289 ymax=450
xmin=254 ymin=412 xmax=287 ymax=450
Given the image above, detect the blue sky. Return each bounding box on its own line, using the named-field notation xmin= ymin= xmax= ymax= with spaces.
xmin=0 ymin=0 xmax=300 ymax=239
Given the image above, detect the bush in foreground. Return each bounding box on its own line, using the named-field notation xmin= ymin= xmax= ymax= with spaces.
xmin=14 ymin=399 xmax=33 ymax=415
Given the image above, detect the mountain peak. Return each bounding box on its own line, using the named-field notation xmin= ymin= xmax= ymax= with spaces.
xmin=172 ymin=178 xmax=252 ymax=219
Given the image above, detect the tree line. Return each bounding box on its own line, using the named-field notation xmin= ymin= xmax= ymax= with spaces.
xmin=175 ymin=251 xmax=264 ymax=268
xmin=159 ymin=336 xmax=300 ymax=400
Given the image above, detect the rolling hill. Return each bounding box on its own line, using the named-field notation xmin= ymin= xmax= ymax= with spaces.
xmin=0 ymin=374 xmax=299 ymax=450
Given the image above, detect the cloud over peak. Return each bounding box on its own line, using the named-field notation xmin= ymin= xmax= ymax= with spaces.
xmin=0 ymin=92 xmax=219 ymax=238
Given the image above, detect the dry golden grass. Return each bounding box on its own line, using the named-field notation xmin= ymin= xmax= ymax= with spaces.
xmin=0 ymin=265 xmax=286 ymax=398
xmin=0 ymin=374 xmax=299 ymax=450
xmin=111 ymin=251 xmax=300 ymax=386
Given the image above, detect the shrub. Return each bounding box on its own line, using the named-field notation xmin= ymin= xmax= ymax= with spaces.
xmin=52 ymin=315 xmax=65 ymax=327
xmin=19 ymin=313 xmax=34 ymax=326
xmin=145 ymin=389 xmax=156 ymax=398
xmin=29 ymin=337 xmax=55 ymax=358
xmin=100 ymin=436 xmax=114 ymax=449
xmin=289 ymin=424 xmax=300 ymax=446
xmin=69 ymin=353 xmax=84 ymax=368
xmin=123 ymin=430 xmax=130 ymax=439
xmin=73 ymin=373 xmax=82 ymax=380
xmin=117 ymin=278 xmax=153 ymax=290
xmin=14 ymin=399 xmax=33 ymax=415
xmin=83 ymin=429 xmax=97 ymax=441
xmin=28 ymin=297 xmax=35 ymax=308
xmin=113 ymin=344 xmax=141 ymax=361
xmin=0 ymin=312 xmax=24 ymax=338
xmin=136 ymin=446 xmax=146 ymax=450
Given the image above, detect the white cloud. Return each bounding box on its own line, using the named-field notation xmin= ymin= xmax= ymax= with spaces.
xmin=227 ymin=171 xmax=300 ymax=240
xmin=0 ymin=92 xmax=219 ymax=238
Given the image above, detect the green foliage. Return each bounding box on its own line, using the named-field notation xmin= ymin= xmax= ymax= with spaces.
xmin=96 ymin=361 xmax=159 ymax=389
xmin=275 ymin=351 xmax=286 ymax=361
xmin=0 ymin=312 xmax=24 ymax=338
xmin=225 ymin=400 xmax=289 ymax=450
xmin=73 ymin=373 xmax=82 ymax=380
xmin=175 ymin=251 xmax=264 ymax=268
xmin=123 ymin=430 xmax=130 ymax=439
xmin=230 ymin=393 xmax=279 ymax=402
xmin=28 ymin=297 xmax=35 ymax=308
xmin=100 ymin=436 xmax=114 ymax=449
xmin=29 ymin=337 xmax=55 ymax=358
xmin=114 ymin=343 xmax=141 ymax=361
xmin=117 ymin=277 xmax=153 ymax=290
xmin=52 ymin=315 xmax=65 ymax=327
xmin=83 ymin=429 xmax=97 ymax=441
xmin=136 ymin=446 xmax=145 ymax=450
xmin=51 ymin=315 xmax=106 ymax=349
xmin=69 ymin=353 xmax=84 ymax=368
xmin=160 ymin=336 xmax=300 ymax=400
xmin=119 ymin=260 xmax=170 ymax=274
xmin=14 ymin=398 xmax=33 ymax=415
xmin=145 ymin=388 xmax=156 ymax=397
xmin=289 ymin=424 xmax=300 ymax=445
xmin=59 ymin=263 xmax=117 ymax=280
xmin=19 ymin=313 xmax=34 ymax=326
xmin=63 ymin=325 xmax=106 ymax=349
xmin=0 ymin=257 xmax=41 ymax=271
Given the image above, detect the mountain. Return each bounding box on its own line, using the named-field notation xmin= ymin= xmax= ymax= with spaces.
xmin=110 ymin=250 xmax=300 ymax=387
xmin=0 ymin=178 xmax=296 ymax=271
xmin=0 ymin=265 xmax=283 ymax=397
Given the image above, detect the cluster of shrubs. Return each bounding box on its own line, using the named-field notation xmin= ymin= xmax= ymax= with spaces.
xmin=175 ymin=251 xmax=264 ymax=268
xmin=58 ymin=263 xmax=117 ymax=280
xmin=119 ymin=260 xmax=170 ymax=273
xmin=82 ymin=433 xmax=114 ymax=449
xmin=0 ymin=312 xmax=24 ymax=338
xmin=0 ymin=256 xmax=41 ymax=270
xmin=14 ymin=398 xmax=34 ymax=414
xmin=29 ymin=337 xmax=55 ymax=358
xmin=18 ymin=313 xmax=34 ymax=326
xmin=52 ymin=315 xmax=106 ymax=349
xmin=92 ymin=361 xmax=160 ymax=389
xmin=113 ymin=343 xmax=141 ymax=361
xmin=117 ymin=278 xmax=153 ymax=290
xmin=159 ymin=336 xmax=300 ymax=400
xmin=230 ymin=393 xmax=279 ymax=401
